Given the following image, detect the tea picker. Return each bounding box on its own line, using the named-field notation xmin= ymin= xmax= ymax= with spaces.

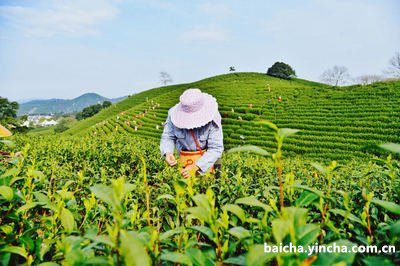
xmin=0 ymin=124 xmax=19 ymax=163
xmin=160 ymin=89 xmax=223 ymax=178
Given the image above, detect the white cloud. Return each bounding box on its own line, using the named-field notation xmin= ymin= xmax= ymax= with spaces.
xmin=200 ymin=3 xmax=232 ymax=19
xmin=181 ymin=25 xmax=228 ymax=42
xmin=0 ymin=0 xmax=121 ymax=37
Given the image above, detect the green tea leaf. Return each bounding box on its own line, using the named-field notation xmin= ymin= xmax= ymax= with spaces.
xmin=256 ymin=120 xmax=279 ymax=132
xmin=296 ymin=224 xmax=320 ymax=247
xmin=192 ymin=194 xmax=211 ymax=212
xmin=288 ymin=184 xmax=324 ymax=198
xmin=17 ymin=202 xmax=38 ymax=214
xmin=310 ymin=162 xmax=327 ymax=174
xmin=222 ymin=204 xmax=246 ymax=223
xmin=120 ymin=231 xmax=151 ymax=266
xmin=0 ymin=185 xmax=13 ymax=201
xmin=0 ymin=245 xmax=27 ymax=258
xmin=90 ymin=184 xmax=118 ymax=210
xmin=189 ymin=226 xmax=214 ymax=241
xmin=85 ymin=233 xmax=115 ymax=248
xmin=362 ymin=256 xmax=395 ymax=266
xmin=389 ymin=220 xmax=400 ymax=236
xmin=34 ymin=192 xmax=57 ymax=211
xmin=157 ymin=194 xmax=176 ymax=204
xmin=0 ymin=167 xmax=19 ymax=179
xmin=279 ymin=128 xmax=300 ymax=139
xmin=60 ymin=208 xmax=75 ymax=233
xmin=159 ymin=227 xmax=183 ymax=241
xmin=371 ymin=199 xmax=400 ymax=215
xmin=271 ymin=219 xmax=290 ymax=243
xmin=246 ymin=244 xmax=276 ymax=266
xmin=378 ymin=143 xmax=400 ymax=154
xmin=228 ymin=226 xmax=251 ymax=240
xmin=235 ymin=196 xmax=271 ymax=212
xmin=227 ymin=145 xmax=270 ymax=157
xmin=223 ymin=255 xmax=246 ymax=265
xmin=186 ymin=207 xmax=210 ymax=223
xmin=296 ymin=191 xmax=319 ymax=207
xmin=329 ymin=209 xmax=363 ymax=225
xmin=161 ymin=252 xmax=192 ymax=266
xmin=313 ymin=240 xmax=357 ymax=266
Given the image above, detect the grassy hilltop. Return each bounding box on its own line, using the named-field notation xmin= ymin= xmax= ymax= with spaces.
xmin=65 ymin=72 xmax=400 ymax=161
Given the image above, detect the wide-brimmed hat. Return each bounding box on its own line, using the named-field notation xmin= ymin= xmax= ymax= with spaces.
xmin=170 ymin=88 xmax=218 ymax=129
xmin=0 ymin=124 xmax=12 ymax=137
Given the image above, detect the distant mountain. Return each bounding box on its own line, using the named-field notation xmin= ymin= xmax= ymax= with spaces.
xmin=18 ymin=93 xmax=127 ymax=115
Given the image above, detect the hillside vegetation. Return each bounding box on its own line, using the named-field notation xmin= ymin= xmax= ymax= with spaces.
xmin=65 ymin=72 xmax=400 ymax=161
xmin=18 ymin=93 xmax=126 ymax=115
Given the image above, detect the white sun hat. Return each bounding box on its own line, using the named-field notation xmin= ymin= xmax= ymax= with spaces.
xmin=170 ymin=88 xmax=219 ymax=129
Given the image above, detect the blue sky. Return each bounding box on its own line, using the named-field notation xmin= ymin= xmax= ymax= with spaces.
xmin=1 ymin=0 xmax=399 ymax=101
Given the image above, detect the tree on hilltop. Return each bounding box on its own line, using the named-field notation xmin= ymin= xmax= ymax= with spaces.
xmin=0 ymin=97 xmax=18 ymax=122
xmin=355 ymin=75 xmax=382 ymax=85
xmin=102 ymin=101 xmax=112 ymax=108
xmin=160 ymin=72 xmax=173 ymax=85
xmin=266 ymin=62 xmax=296 ymax=79
xmin=320 ymin=66 xmax=350 ymax=86
xmin=385 ymin=52 xmax=400 ymax=78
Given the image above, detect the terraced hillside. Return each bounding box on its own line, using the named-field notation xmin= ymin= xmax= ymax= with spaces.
xmin=65 ymin=72 xmax=400 ymax=161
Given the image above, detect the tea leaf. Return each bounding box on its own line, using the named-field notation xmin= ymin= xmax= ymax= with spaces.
xmin=157 ymin=194 xmax=176 ymax=204
xmin=186 ymin=207 xmax=210 ymax=223
xmin=279 ymin=128 xmax=300 ymax=139
xmin=228 ymin=226 xmax=251 ymax=240
xmin=378 ymin=143 xmax=400 ymax=154
xmin=235 ymin=196 xmax=271 ymax=212
xmin=222 ymin=204 xmax=246 ymax=223
xmin=296 ymin=224 xmax=320 ymax=247
xmin=120 ymin=231 xmax=151 ymax=266
xmin=310 ymin=162 xmax=327 ymax=174
xmin=17 ymin=202 xmax=38 ymax=214
xmin=159 ymin=227 xmax=183 ymax=241
xmin=0 ymin=186 xmax=13 ymax=201
xmin=271 ymin=219 xmax=290 ymax=243
xmin=371 ymin=199 xmax=400 ymax=215
xmin=227 ymin=145 xmax=270 ymax=157
xmin=60 ymin=208 xmax=75 ymax=233
xmin=223 ymin=255 xmax=246 ymax=265
xmin=0 ymin=245 xmax=27 ymax=258
xmin=256 ymin=120 xmax=279 ymax=132
xmin=90 ymin=184 xmax=118 ymax=210
xmin=190 ymin=226 xmax=214 ymax=240
xmin=329 ymin=209 xmax=363 ymax=225
xmin=246 ymin=244 xmax=276 ymax=266
xmin=85 ymin=233 xmax=115 ymax=248
xmin=313 ymin=240 xmax=357 ymax=265
xmin=161 ymin=252 xmax=192 ymax=266
xmin=296 ymin=191 xmax=319 ymax=207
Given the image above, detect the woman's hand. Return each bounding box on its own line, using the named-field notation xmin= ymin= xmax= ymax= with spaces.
xmin=165 ymin=152 xmax=177 ymax=166
xmin=181 ymin=164 xmax=199 ymax=178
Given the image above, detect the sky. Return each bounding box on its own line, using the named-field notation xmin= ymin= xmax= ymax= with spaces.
xmin=0 ymin=0 xmax=399 ymax=101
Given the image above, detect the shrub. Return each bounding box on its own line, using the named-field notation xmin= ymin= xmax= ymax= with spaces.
xmin=267 ymin=62 xmax=296 ymax=79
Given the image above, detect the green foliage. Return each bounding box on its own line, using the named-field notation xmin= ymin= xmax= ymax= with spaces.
xmin=76 ymin=101 xmax=112 ymax=121
xmin=102 ymin=100 xmax=112 ymax=108
xmin=53 ymin=119 xmax=69 ymax=133
xmin=0 ymin=97 xmax=19 ymax=121
xmin=267 ymin=62 xmax=296 ymax=79
xmin=62 ymin=72 xmax=400 ymax=162
xmin=0 ymin=134 xmax=398 ymax=265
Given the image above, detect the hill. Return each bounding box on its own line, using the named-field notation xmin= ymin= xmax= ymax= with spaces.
xmin=18 ymin=93 xmax=126 ymax=115
xmin=65 ymin=72 xmax=400 ymax=161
